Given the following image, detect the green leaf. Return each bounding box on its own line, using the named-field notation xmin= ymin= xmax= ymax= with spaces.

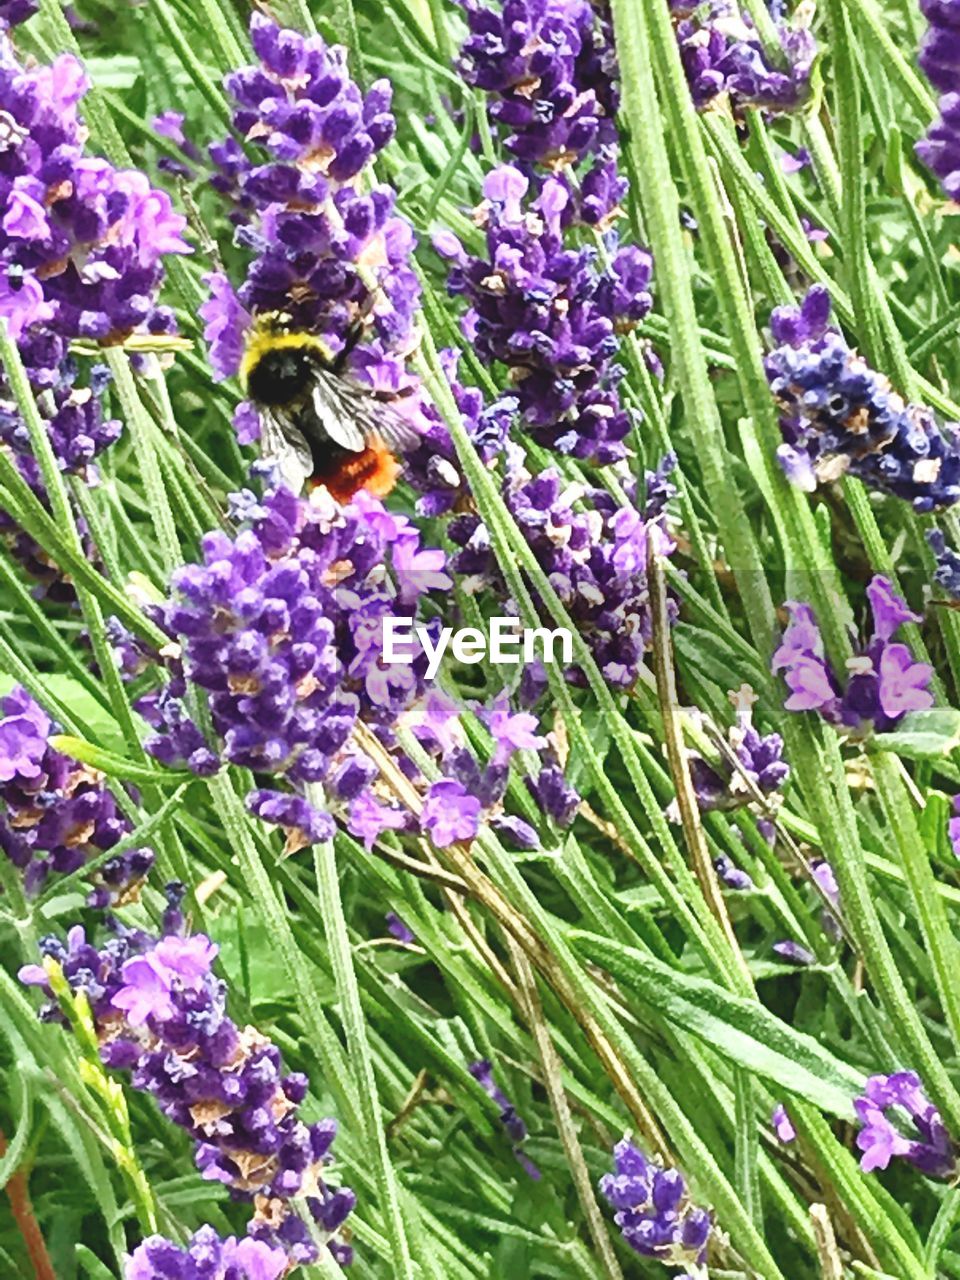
xmin=872 ymin=709 xmax=960 ymax=760
xmin=48 ymin=735 xmax=197 ymax=786
xmin=572 ymin=931 xmax=865 ymax=1117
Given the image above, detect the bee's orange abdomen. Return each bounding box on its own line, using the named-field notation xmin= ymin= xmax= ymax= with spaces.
xmin=311 ymin=437 xmax=400 ymax=504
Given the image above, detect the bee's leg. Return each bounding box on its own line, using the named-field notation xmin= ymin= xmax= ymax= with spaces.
xmin=332 ymin=267 xmax=384 ymax=372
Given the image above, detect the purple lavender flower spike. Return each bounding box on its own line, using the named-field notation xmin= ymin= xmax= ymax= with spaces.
xmin=715 ymin=854 xmax=754 ymax=891
xmin=422 ymin=779 xmax=483 ymax=848
xmin=0 ymin=0 xmax=37 ymax=25
xmin=684 ymin=684 xmax=789 ymax=817
xmin=671 ymin=0 xmax=816 ymax=115
xmin=855 ymin=1072 xmax=956 ymax=1177
xmin=0 ymin=685 xmax=155 ymax=905
xmin=771 ymin=577 xmax=933 ymax=735
xmin=25 ymin=915 xmax=356 ymax=1267
xmin=469 ymin=1058 xmax=541 ymax=1179
xmin=928 ymin=528 xmax=960 ymax=597
xmin=917 ymin=0 xmax=960 ymax=198
xmin=436 ymin=168 xmax=651 ymax=464
xmin=126 ymin=1228 xmax=289 ymax=1280
xmin=458 ymin=0 xmax=619 ymax=174
xmin=142 ymin=482 xmax=450 ymax=849
xmin=447 ymin=451 xmax=678 ymax=688
xmin=599 ymin=1136 xmax=712 ymax=1266
xmin=766 ymin=288 xmax=960 ymax=511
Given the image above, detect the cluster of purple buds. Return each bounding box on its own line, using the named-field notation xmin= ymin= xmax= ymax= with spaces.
xmin=405 ymin=690 xmax=553 ymax=851
xmin=0 ymin=685 xmax=154 ymax=905
xmin=469 ymin=1058 xmax=541 ymax=1179
xmin=916 ymin=0 xmax=960 ymax=199
xmin=457 ymin=0 xmax=619 ymax=176
xmin=20 ymin=911 xmax=356 ymax=1267
xmin=449 ymin=450 xmax=678 ymax=687
xmin=126 ymin=1228 xmax=287 ymax=1280
xmin=766 ymin=287 xmax=960 ymax=511
xmin=771 ymin=575 xmax=933 ymax=735
xmin=599 ymin=1136 xmax=712 ymax=1268
xmin=682 ymin=684 xmax=790 ymax=816
xmin=0 ymin=0 xmax=37 ymax=27
xmin=0 ymin=32 xmax=188 ymax=344
xmin=201 ymin=14 xmax=432 ymax=451
xmin=435 ymin=166 xmax=652 ymax=464
xmin=854 ymin=1072 xmax=956 ymax=1177
xmin=141 ymin=483 xmax=450 ymax=852
xmin=671 ymin=0 xmax=816 ymax=115
xmin=928 ymin=528 xmax=960 ymax=597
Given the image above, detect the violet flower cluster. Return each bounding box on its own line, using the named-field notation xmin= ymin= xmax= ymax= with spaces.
xmin=670 ymin=0 xmax=816 ymax=116
xmin=200 ymin=14 xmax=431 ymax=450
xmin=435 ymin=165 xmax=652 ymax=464
xmin=0 ymin=31 xmax=188 ymax=592
xmin=855 ymin=1072 xmax=956 ymax=1178
xmin=771 ymin=575 xmax=933 ymax=735
xmin=126 ymin=1228 xmax=287 ymax=1280
xmin=599 ymin=1136 xmax=711 ymax=1268
xmin=469 ymin=1058 xmax=541 ymax=1179
xmin=0 ymin=0 xmax=37 ymax=27
xmin=141 ymin=482 xmax=450 ymax=851
xmin=20 ymin=911 xmax=356 ymax=1267
xmin=448 ymin=449 xmax=678 ymax=687
xmin=766 ymin=287 xmax=960 ymax=512
xmin=916 ymin=0 xmax=960 ymax=200
xmin=408 ymin=689 xmax=565 ymax=852
xmin=0 ymin=685 xmax=154 ymax=905
xmin=683 ymin=684 xmax=789 ymax=816
xmin=457 ymin=0 xmax=619 ymax=178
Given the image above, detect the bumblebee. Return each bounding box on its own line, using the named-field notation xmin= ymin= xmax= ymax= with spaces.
xmin=239 ymin=313 xmax=420 ymax=503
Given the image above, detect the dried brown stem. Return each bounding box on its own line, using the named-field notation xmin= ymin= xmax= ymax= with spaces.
xmin=0 ymin=1129 xmax=56 ymax=1280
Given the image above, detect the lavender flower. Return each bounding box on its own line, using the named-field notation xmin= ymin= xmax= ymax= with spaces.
xmin=201 ymin=15 xmax=430 ymax=455
xmin=772 ymin=939 xmax=815 ymax=965
xmin=469 ymin=1058 xmax=541 ymax=1179
xmin=715 ymin=854 xmax=754 ymax=891
xmin=928 ymin=528 xmax=960 ymax=597
xmin=950 ymin=796 xmax=960 ymax=858
xmin=126 ymin=1228 xmax=288 ymax=1280
xmin=771 ymin=1104 xmax=796 ymax=1143
xmin=449 ymin=450 xmax=677 ymax=687
xmin=599 ymin=1136 xmax=711 ymax=1265
xmin=854 ymin=1072 xmax=956 ymax=1177
xmin=457 ymin=0 xmax=619 ymax=173
xmin=435 ymin=166 xmax=651 ymax=464
xmin=385 ymin=911 xmax=415 ymax=943
xmin=917 ymin=0 xmax=960 ymax=198
xmin=766 ymin=287 xmax=960 ymax=511
xmin=671 ymin=0 xmax=816 ymax=115
xmin=771 ymin=576 xmax=934 ymax=735
xmin=0 ymin=0 xmax=37 ymax=25
xmin=21 ymin=911 xmax=355 ymax=1267
xmin=0 ymin=32 xmax=188 ymax=344
xmin=0 ymin=685 xmax=154 ymax=904
xmin=684 ymin=685 xmax=789 ymax=816
xmin=142 ymin=483 xmax=450 ymax=851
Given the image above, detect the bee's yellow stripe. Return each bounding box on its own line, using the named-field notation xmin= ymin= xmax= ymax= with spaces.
xmin=239 ymin=320 xmax=336 ymax=389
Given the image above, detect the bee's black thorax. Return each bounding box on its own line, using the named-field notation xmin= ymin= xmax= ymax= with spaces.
xmin=246 ymin=347 xmax=319 ymax=407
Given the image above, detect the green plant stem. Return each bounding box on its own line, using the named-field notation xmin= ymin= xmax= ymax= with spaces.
xmin=308 ymin=789 xmax=416 ymax=1280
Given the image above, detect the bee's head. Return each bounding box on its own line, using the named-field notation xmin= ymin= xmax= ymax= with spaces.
xmin=245 ymin=346 xmax=316 ymax=406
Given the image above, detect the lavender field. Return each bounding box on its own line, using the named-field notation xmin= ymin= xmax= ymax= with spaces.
xmin=2 ymin=0 xmax=960 ymax=1276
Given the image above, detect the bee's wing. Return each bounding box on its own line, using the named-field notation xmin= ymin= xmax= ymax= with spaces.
xmin=259 ymin=408 xmax=314 ymax=493
xmin=311 ymin=369 xmax=423 ymax=454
